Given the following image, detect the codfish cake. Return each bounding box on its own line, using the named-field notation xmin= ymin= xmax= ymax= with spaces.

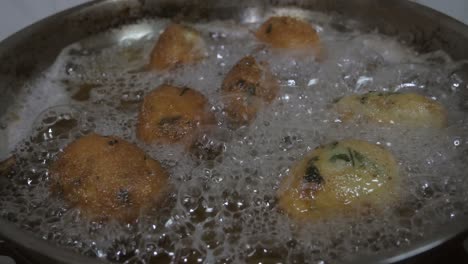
xmin=334 ymin=92 xmax=447 ymax=128
xmin=256 ymin=16 xmax=321 ymax=55
xmin=221 ymin=56 xmax=279 ymax=127
xmin=149 ymin=23 xmax=205 ymax=71
xmin=278 ymin=139 xmax=399 ymax=221
xmin=49 ymin=134 xmax=169 ymax=222
xmin=137 ymin=84 xmax=216 ymax=144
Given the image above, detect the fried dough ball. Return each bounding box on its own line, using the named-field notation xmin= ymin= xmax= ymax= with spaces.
xmin=49 ymin=134 xmax=169 ymax=222
xmin=278 ymin=139 xmax=399 ymax=221
xmin=0 ymin=156 xmax=16 ymax=178
xmin=221 ymin=56 xmax=279 ymax=127
xmin=256 ymin=16 xmax=321 ymax=54
xmin=149 ymin=23 xmax=205 ymax=71
xmin=334 ymin=92 xmax=448 ymax=128
xmin=137 ymin=84 xmax=216 ymax=144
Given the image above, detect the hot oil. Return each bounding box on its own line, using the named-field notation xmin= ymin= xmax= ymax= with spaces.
xmin=1 ymin=8 xmax=468 ymax=263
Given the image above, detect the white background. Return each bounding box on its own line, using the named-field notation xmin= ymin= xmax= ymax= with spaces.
xmin=0 ymin=0 xmax=467 ymax=41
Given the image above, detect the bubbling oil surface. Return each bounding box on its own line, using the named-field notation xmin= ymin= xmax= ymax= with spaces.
xmin=1 ymin=8 xmax=468 ymax=264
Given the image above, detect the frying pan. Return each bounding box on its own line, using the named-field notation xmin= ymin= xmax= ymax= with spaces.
xmin=0 ymin=0 xmax=468 ymax=263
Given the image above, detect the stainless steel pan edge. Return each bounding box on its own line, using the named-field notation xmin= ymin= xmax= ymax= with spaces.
xmin=0 ymin=0 xmax=467 ymax=263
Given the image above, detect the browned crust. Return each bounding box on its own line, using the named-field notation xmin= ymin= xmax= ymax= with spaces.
xmin=221 ymin=56 xmax=279 ymax=126
xmin=255 ymin=16 xmax=321 ymax=54
xmin=149 ymin=23 xmax=205 ymax=71
xmin=49 ymin=133 xmax=169 ymax=222
xmin=137 ymin=84 xmax=216 ymax=144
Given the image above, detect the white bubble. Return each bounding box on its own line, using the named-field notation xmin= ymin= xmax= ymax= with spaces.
xmin=1 ymin=9 xmax=467 ymax=264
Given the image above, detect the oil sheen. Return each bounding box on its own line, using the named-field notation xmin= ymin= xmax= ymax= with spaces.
xmin=1 ymin=7 xmax=468 ymax=264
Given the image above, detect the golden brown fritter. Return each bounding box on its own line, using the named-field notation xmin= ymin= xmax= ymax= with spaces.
xmin=0 ymin=156 xmax=16 ymax=178
xmin=334 ymin=92 xmax=448 ymax=128
xmin=149 ymin=23 xmax=205 ymax=71
xmin=221 ymin=56 xmax=279 ymax=127
xmin=49 ymin=134 xmax=169 ymax=222
xmin=256 ymin=16 xmax=321 ymax=54
xmin=137 ymin=84 xmax=216 ymax=144
xmin=278 ymin=139 xmax=399 ymax=221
